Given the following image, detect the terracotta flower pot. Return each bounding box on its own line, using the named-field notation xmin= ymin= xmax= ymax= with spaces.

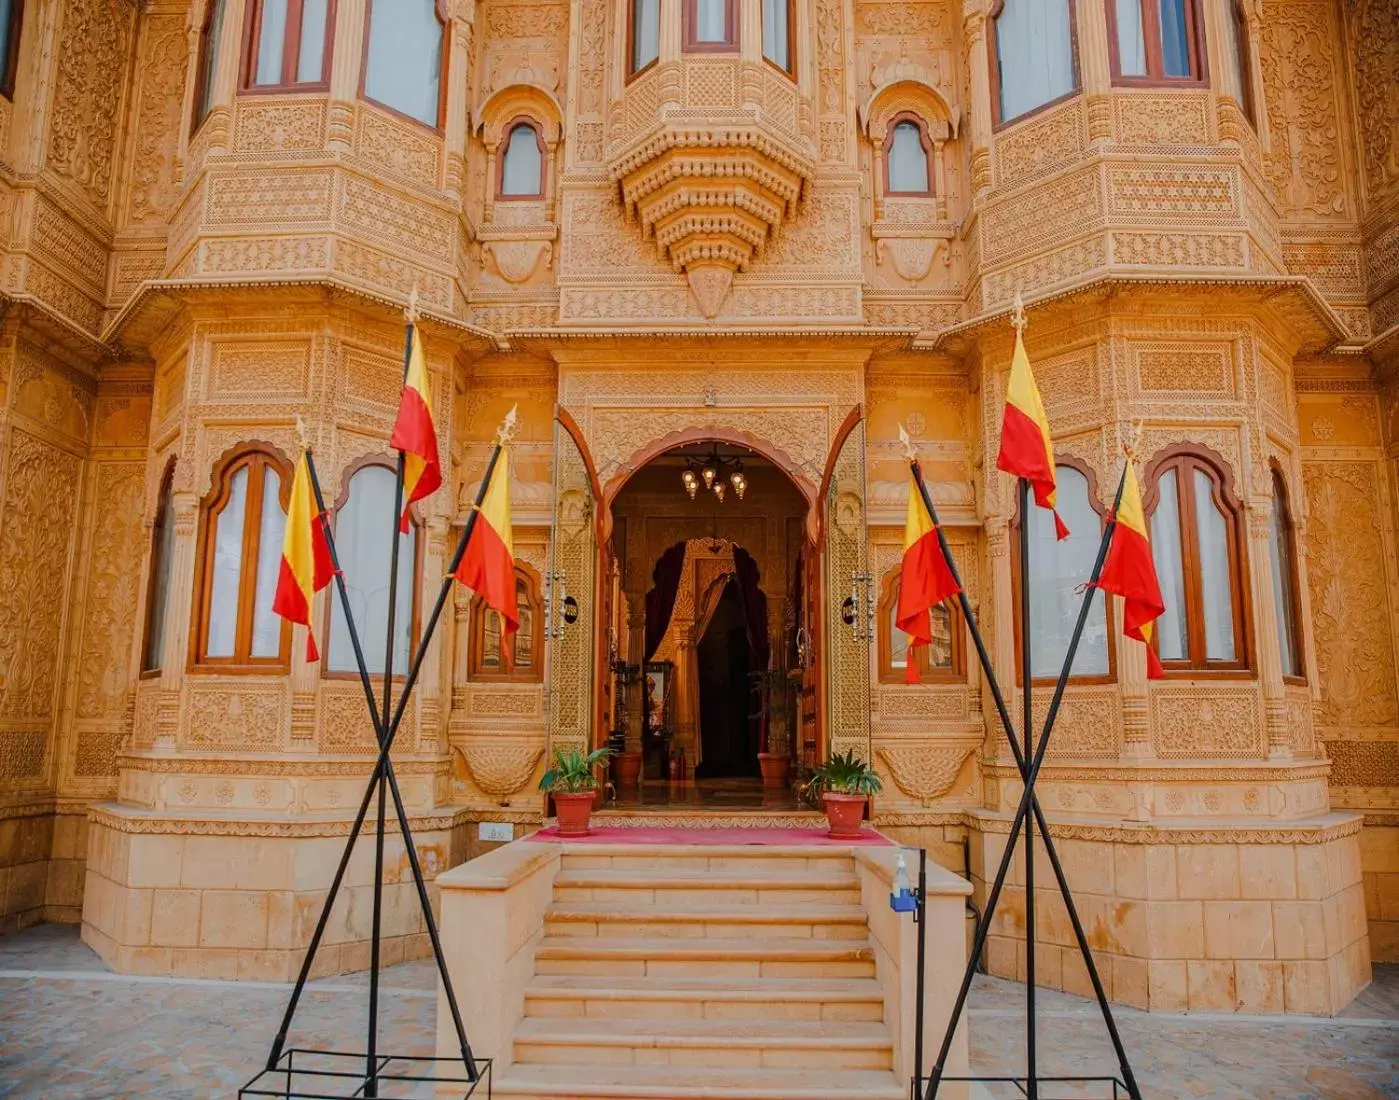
xmin=614 ymin=751 xmax=643 ymax=789
xmin=757 ymin=752 xmax=790 ymax=790
xmin=822 ymin=791 xmax=868 ymax=839
xmin=553 ymin=790 xmax=597 ymax=837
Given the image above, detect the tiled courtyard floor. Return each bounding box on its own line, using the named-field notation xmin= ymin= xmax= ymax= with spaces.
xmin=0 ymin=924 xmax=1395 ymax=1099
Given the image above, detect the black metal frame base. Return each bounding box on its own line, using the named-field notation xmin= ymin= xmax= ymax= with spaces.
xmin=240 ymin=1049 xmax=491 ymax=1099
xmin=918 ymin=1075 xmax=1130 ymax=1099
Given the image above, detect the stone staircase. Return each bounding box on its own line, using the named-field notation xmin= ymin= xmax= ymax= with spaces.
xmin=490 ymin=845 xmax=908 ymax=1099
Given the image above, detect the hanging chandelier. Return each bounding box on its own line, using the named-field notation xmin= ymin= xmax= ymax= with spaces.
xmin=681 ymin=446 xmax=746 ymax=503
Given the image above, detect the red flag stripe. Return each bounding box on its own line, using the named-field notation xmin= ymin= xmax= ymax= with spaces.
xmin=454 ymin=511 xmax=518 ymax=636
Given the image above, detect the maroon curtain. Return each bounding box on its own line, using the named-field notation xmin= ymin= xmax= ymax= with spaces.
xmin=732 ymin=547 xmax=770 ymax=670
xmin=644 ymin=541 xmax=688 ymax=660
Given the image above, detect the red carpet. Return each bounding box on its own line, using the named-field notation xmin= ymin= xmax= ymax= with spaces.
xmin=527 ymin=825 xmax=892 ymax=846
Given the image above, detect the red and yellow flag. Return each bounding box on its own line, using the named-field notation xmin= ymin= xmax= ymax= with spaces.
xmin=389 ymin=325 xmax=441 ymax=533
xmin=896 ymin=471 xmax=962 ymax=684
xmin=1097 ymin=461 xmax=1166 ymax=679
xmin=454 ymin=447 xmax=517 ymax=638
xmin=997 ymin=326 xmax=1069 ymax=540
xmin=271 ymin=452 xmax=335 ymax=661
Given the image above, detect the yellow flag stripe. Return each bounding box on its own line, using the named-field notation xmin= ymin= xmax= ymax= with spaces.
xmin=903 ymin=477 xmax=934 ymax=551
xmin=479 ymin=446 xmax=514 ymax=555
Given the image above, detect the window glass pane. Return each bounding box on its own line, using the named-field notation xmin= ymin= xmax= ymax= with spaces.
xmin=297 ymin=0 xmax=328 ymax=82
xmin=481 ymin=609 xmax=503 ymax=670
xmin=255 ymin=0 xmax=287 ymax=84
xmin=928 ymin=603 xmax=954 ymax=670
xmin=1268 ymin=487 xmax=1300 ymax=677
xmin=329 ymin=466 xmax=415 ymax=673
xmin=364 ymin=0 xmax=442 ymax=126
xmin=199 ymin=0 xmax=226 ymax=122
xmin=1114 ymin=0 xmax=1147 ymax=76
xmin=1193 ymin=468 xmax=1236 ymax=661
xmin=143 ymin=483 xmax=177 ymax=672
xmin=889 ymin=598 xmax=909 ymax=670
xmin=632 ymin=0 xmax=659 ymax=70
xmin=762 ymin=0 xmax=789 ymax=69
xmin=500 ymin=124 xmax=542 ymax=196
xmin=251 ymin=468 xmax=287 ymax=658
xmin=995 ymin=0 xmax=1075 ymax=122
xmin=695 ymin=0 xmax=727 ymax=42
xmin=1026 ymin=467 xmax=1108 ymax=678
xmin=1150 ymin=469 xmax=1188 ymax=662
xmin=207 ymin=465 xmax=249 ymax=658
xmin=514 ymin=579 xmax=535 ymax=670
xmin=887 ymin=122 xmax=928 ymax=192
xmin=1158 ymin=0 xmax=1191 ymax=77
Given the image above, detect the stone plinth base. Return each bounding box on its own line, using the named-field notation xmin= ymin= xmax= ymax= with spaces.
xmin=1359 ymin=819 xmax=1399 ymax=962
xmin=81 ymin=803 xmax=471 ymax=980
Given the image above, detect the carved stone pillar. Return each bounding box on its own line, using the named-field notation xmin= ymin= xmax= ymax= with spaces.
xmin=202 ymin=0 xmax=248 ymax=155
xmin=327 ymin=0 xmax=370 ymax=151
xmin=443 ymin=2 xmax=476 ymax=198
xmin=1118 ymin=599 xmax=1151 ymax=758
xmin=962 ymin=6 xmax=992 ymax=198
xmin=1074 ymin=0 xmax=1114 ymax=143
xmin=1247 ymin=498 xmax=1291 ymax=758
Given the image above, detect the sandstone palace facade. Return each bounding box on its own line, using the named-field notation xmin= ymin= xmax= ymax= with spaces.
xmin=0 ymin=0 xmax=1395 ymax=1017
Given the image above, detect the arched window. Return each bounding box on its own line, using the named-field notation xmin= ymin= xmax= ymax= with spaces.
xmin=242 ymin=0 xmax=332 ymax=91
xmin=498 ymin=120 xmax=545 ymax=198
xmin=990 ymin=0 xmax=1078 ymax=126
xmin=469 ymin=565 xmax=544 ymax=681
xmin=1011 ymin=463 xmax=1113 ymax=682
xmin=326 ymin=462 xmax=420 ymax=676
xmin=884 ymin=116 xmax=932 ymax=196
xmin=192 ymin=0 xmax=227 ymax=132
xmin=629 ymin=0 xmax=659 ymax=75
xmin=362 ymin=0 xmax=444 ymax=128
xmin=1268 ymin=467 xmax=1303 ymax=680
xmin=762 ymin=0 xmax=793 ymax=74
xmin=1107 ymin=0 xmax=1205 ymax=83
xmin=1145 ymin=448 xmax=1250 ymax=672
xmin=877 ymin=568 xmax=965 ymax=683
xmin=684 ymin=0 xmax=737 ymax=51
xmin=0 ymin=0 xmax=24 ymax=99
xmin=141 ymin=461 xmax=178 ymax=675
xmin=1219 ymin=0 xmax=1253 ymax=122
xmin=193 ymin=447 xmax=290 ymax=667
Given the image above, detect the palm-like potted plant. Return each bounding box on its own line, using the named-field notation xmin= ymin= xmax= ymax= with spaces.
xmin=810 ymin=750 xmax=882 ymax=838
xmin=539 ymin=746 xmax=614 ymax=837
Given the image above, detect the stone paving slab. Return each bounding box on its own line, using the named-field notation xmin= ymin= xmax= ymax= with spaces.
xmin=0 ymin=926 xmax=1394 ymax=1099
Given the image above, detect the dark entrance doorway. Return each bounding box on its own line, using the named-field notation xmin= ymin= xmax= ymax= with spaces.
xmin=695 ymin=578 xmax=757 ymax=778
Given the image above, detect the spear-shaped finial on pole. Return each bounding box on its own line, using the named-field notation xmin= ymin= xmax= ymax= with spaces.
xmin=496 ymin=404 xmax=519 ymax=447
xmin=898 ymin=422 xmax=917 ymax=462
xmin=405 ymin=280 xmax=420 ymax=324
xmin=1010 ymin=290 xmax=1028 ymax=335
xmin=295 ymin=414 xmax=312 ymax=453
xmin=1123 ymin=419 xmax=1145 ymax=463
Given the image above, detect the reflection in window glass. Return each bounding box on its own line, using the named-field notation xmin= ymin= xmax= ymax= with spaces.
xmin=1150 ymin=469 xmax=1188 ymax=662
xmin=1193 ymin=468 xmax=1235 ymax=661
xmin=1114 ymin=0 xmax=1147 ymax=75
xmin=254 ymin=0 xmax=288 ymax=84
xmin=298 ymin=0 xmax=328 ymax=81
xmin=762 ymin=0 xmax=790 ymax=70
xmin=632 ymin=0 xmax=659 ymax=71
xmin=1158 ymin=0 xmax=1191 ymax=77
xmin=995 ymin=0 xmax=1075 ymax=122
xmin=207 ymin=467 xmax=249 ymax=658
xmin=694 ymin=0 xmax=727 ymax=42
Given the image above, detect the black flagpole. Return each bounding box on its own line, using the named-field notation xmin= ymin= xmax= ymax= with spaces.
xmin=1017 ymin=477 xmax=1036 ymax=1100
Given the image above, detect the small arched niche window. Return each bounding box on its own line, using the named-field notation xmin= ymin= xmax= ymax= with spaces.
xmin=877 ymin=567 xmax=965 ymax=683
xmin=1011 ymin=462 xmax=1113 ymax=682
xmin=469 ymin=565 xmax=544 ymax=682
xmin=991 ymin=0 xmax=1079 ymax=126
xmin=884 ymin=115 xmax=933 ymax=196
xmin=325 ymin=461 xmax=420 ymax=677
xmin=498 ymin=119 xmax=546 ymax=198
xmin=141 ymin=460 xmax=178 ymax=675
xmin=192 ymin=0 xmax=228 ymax=133
xmin=1267 ymin=466 xmax=1303 ymax=680
xmin=1145 ymin=448 xmax=1251 ymax=673
xmin=684 ymin=0 xmax=738 ymax=51
xmin=0 ymin=0 xmax=25 ymax=100
xmin=193 ymin=446 xmax=291 ymax=667
xmin=362 ymin=0 xmax=444 ymax=128
xmin=629 ymin=0 xmax=660 ymax=76
xmin=1107 ymin=0 xmax=1206 ymax=83
xmin=242 ymin=0 xmax=333 ymax=91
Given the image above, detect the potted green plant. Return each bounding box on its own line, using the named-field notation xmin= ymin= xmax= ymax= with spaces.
xmin=810 ymin=750 xmax=882 ymax=838
xmin=539 ymin=746 xmax=614 ymax=837
xmin=750 ymin=668 xmax=794 ymax=790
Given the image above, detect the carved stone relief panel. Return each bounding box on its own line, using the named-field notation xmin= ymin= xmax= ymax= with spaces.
xmin=477 ymin=0 xmax=568 ymax=101
xmin=124 ymin=10 xmax=189 ymax=228
xmin=1339 ymin=0 xmax=1399 ymax=207
xmin=1151 ymin=687 xmax=1265 ymax=758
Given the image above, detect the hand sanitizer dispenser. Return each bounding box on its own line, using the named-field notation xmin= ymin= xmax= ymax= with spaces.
xmin=890 ymin=850 xmax=918 ymax=912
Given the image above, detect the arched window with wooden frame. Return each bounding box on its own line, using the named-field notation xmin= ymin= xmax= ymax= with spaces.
xmin=324 ymin=459 xmax=422 ymax=678
xmin=361 ymin=0 xmax=445 ymax=129
xmin=192 ymin=0 xmax=227 ymax=133
xmin=498 ymin=117 xmax=546 ymax=198
xmin=1144 ymin=446 xmax=1251 ymax=673
xmin=241 ymin=0 xmax=334 ymax=92
xmin=141 ymin=459 xmax=178 ymax=675
xmin=469 ymin=564 xmax=544 ymax=682
xmin=683 ymin=0 xmax=738 ymax=52
xmin=1010 ymin=461 xmax=1114 ymax=683
xmin=191 ymin=446 xmax=291 ymax=668
xmin=761 ymin=0 xmax=794 ymax=75
xmin=0 ymin=0 xmax=25 ymax=100
xmin=989 ymin=0 xmax=1079 ymax=127
xmin=1267 ymin=464 xmax=1303 ymax=681
xmin=883 ymin=113 xmax=933 ymax=196
xmin=1106 ymin=0 xmax=1207 ymax=85
xmin=877 ymin=567 xmax=965 ymax=683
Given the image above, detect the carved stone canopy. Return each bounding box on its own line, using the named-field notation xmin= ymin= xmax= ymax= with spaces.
xmin=611 ymin=126 xmax=814 ymax=318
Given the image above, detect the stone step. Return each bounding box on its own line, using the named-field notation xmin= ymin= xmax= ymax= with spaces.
xmin=552 ymin=867 xmax=862 ymax=905
xmin=523 ymin=974 xmax=887 ymax=1022
xmin=513 ymin=1016 xmax=893 ymax=1070
xmin=491 ymin=1062 xmax=907 ymax=1099
xmin=532 ymin=936 xmax=877 ymax=979
xmin=559 ymin=845 xmax=859 ymax=877
xmin=544 ymin=901 xmax=870 ymax=940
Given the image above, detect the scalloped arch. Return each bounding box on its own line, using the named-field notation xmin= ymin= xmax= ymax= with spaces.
xmin=477 ymin=84 xmax=564 ymax=148
xmin=860 ymin=79 xmax=961 ymax=143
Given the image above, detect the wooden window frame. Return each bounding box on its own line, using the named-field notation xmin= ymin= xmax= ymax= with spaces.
xmin=626 ymin=0 xmax=659 ymax=80
xmin=496 ymin=117 xmax=547 ymax=200
xmin=190 ymin=445 xmax=292 ymax=671
xmin=321 ymin=456 xmax=424 ymax=681
xmin=1142 ymin=445 xmax=1253 ymax=676
xmin=0 ymin=0 xmax=23 ymax=100
xmin=191 ymin=0 xmax=225 ymax=135
xmin=1009 ymin=458 xmax=1117 ymax=687
xmin=882 ymin=112 xmax=935 ymax=197
xmin=1104 ymin=0 xmax=1209 ymax=88
xmin=1226 ymin=0 xmax=1254 ymax=123
xmin=469 ymin=562 xmax=545 ymax=683
xmin=876 ymin=567 xmax=966 ymax=685
xmin=988 ymin=0 xmax=1082 ymax=130
xmin=359 ymin=0 xmax=448 ymax=132
xmin=761 ymin=0 xmax=796 ymax=77
xmin=1270 ymin=464 xmax=1305 ymax=685
xmin=682 ymin=0 xmax=739 ymax=53
xmin=140 ymin=459 xmax=178 ymax=678
xmin=240 ymin=0 xmax=336 ymax=94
